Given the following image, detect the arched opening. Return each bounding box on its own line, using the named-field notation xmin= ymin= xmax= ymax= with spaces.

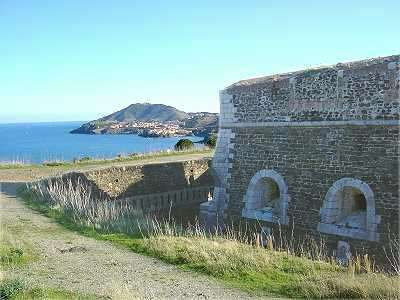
xmin=335 ymin=186 xmax=367 ymax=229
xmin=242 ymin=170 xmax=289 ymax=224
xmin=253 ymin=178 xmax=281 ymax=213
xmin=318 ymin=178 xmax=380 ymax=241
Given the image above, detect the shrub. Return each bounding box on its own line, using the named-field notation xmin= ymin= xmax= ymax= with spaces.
xmin=205 ymin=134 xmax=217 ymax=148
xmin=79 ymin=156 xmax=91 ymax=162
xmin=174 ymin=139 xmax=194 ymax=151
xmin=42 ymin=161 xmax=66 ymax=167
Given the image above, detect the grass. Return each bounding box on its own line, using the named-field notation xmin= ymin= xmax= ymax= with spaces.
xmin=18 ymin=182 xmax=400 ymax=299
xmin=0 ymin=224 xmax=37 ymax=269
xmin=138 ymin=232 xmax=399 ymax=299
xmin=0 ymin=148 xmax=213 ymax=170
xmin=0 ymin=278 xmax=101 ymax=300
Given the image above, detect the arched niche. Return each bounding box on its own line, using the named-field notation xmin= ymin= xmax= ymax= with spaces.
xmin=241 ymin=169 xmax=289 ymax=224
xmin=318 ymin=178 xmax=380 ymax=241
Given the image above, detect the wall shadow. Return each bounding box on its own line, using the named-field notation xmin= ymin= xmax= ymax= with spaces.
xmin=0 ymin=181 xmax=27 ymax=197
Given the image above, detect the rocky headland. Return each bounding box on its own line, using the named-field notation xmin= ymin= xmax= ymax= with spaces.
xmin=70 ymin=103 xmax=218 ymax=138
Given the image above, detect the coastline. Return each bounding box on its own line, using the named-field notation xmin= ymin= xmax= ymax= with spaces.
xmin=0 ymin=122 xmax=206 ymax=165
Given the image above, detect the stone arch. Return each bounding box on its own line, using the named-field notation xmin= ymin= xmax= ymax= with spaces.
xmin=318 ymin=178 xmax=380 ymax=241
xmin=242 ymin=169 xmax=289 ymax=224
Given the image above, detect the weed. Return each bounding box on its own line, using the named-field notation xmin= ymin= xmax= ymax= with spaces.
xmin=0 ymin=279 xmax=101 ymax=300
xmin=0 ymin=224 xmax=36 ymax=269
xmin=0 ymin=279 xmax=24 ymax=299
xmin=0 ymin=248 xmax=23 ymax=265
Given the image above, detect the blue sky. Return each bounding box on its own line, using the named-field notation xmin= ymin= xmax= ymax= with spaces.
xmin=0 ymin=0 xmax=399 ymax=123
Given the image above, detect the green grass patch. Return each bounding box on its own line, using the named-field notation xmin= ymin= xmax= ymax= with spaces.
xmin=0 ymin=248 xmax=26 ymax=267
xmin=0 ymin=224 xmax=37 ymax=269
xmin=0 ymin=148 xmax=213 ymax=170
xmin=0 ymin=279 xmax=100 ymax=300
xmin=0 ymin=163 xmax=34 ymax=170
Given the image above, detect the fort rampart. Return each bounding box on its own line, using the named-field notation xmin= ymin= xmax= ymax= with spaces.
xmin=204 ymin=55 xmax=399 ymax=263
xmin=58 ymin=159 xmax=214 ymax=218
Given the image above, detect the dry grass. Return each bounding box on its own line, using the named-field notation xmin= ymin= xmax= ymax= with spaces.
xmin=28 ymin=178 xmax=146 ymax=235
xmin=140 ymin=221 xmax=400 ymax=298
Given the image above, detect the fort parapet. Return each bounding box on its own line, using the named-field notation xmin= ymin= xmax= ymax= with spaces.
xmin=203 ymin=55 xmax=399 ymax=264
xmin=58 ymin=159 xmax=214 ymax=220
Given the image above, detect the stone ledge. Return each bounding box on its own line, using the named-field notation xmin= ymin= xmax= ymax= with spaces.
xmin=317 ymin=222 xmax=379 ymax=242
xmin=221 ymin=119 xmax=399 ymax=128
xmin=242 ymin=208 xmax=288 ymax=225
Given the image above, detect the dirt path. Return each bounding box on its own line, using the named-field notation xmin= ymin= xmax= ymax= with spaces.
xmin=0 ymin=183 xmax=261 ymax=299
xmin=0 ymin=152 xmax=212 ymax=182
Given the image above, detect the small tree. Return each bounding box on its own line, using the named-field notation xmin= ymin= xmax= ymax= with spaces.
xmin=174 ymin=139 xmax=194 ymax=151
xmin=205 ymin=134 xmax=217 ymax=148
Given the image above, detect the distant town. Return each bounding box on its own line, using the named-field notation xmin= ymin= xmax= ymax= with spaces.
xmin=95 ymin=120 xmax=193 ymax=137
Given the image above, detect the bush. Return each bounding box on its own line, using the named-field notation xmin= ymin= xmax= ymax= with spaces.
xmin=79 ymin=156 xmax=91 ymax=162
xmin=42 ymin=161 xmax=67 ymax=167
xmin=205 ymin=134 xmax=217 ymax=148
xmin=174 ymin=139 xmax=194 ymax=151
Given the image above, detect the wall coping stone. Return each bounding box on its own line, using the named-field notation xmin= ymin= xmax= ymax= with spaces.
xmin=221 ymin=119 xmax=399 ymax=128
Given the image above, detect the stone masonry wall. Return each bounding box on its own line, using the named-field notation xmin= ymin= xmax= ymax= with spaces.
xmin=227 ymin=126 xmax=398 ymax=259
xmin=227 ymin=56 xmax=399 ymax=123
xmin=60 ymin=159 xmax=214 ymax=219
xmin=84 ymin=159 xmax=212 ymax=199
xmin=214 ymin=55 xmax=400 ymax=264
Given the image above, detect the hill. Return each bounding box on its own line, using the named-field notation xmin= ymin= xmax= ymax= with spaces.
xmin=98 ymin=103 xmax=189 ymax=122
xmin=70 ymin=103 xmax=218 ymax=137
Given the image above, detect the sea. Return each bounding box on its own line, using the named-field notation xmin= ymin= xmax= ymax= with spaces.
xmin=0 ymin=121 xmax=204 ymax=164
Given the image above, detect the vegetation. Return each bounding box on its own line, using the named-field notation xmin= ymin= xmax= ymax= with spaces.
xmin=0 ymin=279 xmax=99 ymax=300
xmin=42 ymin=161 xmax=67 ymax=167
xmin=0 ymin=248 xmax=24 ymax=266
xmin=18 ymin=181 xmax=400 ymax=299
xmin=0 ymin=224 xmax=36 ymax=269
xmin=0 ymin=279 xmax=24 ymax=299
xmin=25 ymin=178 xmax=146 ymax=235
xmin=205 ymin=134 xmax=217 ymax=148
xmin=0 ymin=148 xmax=212 ymax=170
xmin=174 ymin=139 xmax=194 ymax=151
xmin=140 ymin=230 xmax=399 ymax=299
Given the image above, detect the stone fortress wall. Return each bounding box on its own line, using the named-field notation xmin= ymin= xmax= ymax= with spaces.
xmin=60 ymin=159 xmax=214 ymax=218
xmin=206 ymin=55 xmax=399 ymax=263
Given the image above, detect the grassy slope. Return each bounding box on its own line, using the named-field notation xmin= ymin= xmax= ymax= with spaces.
xmin=0 ymin=148 xmax=213 ymax=170
xmin=19 ymin=190 xmax=400 ymax=299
